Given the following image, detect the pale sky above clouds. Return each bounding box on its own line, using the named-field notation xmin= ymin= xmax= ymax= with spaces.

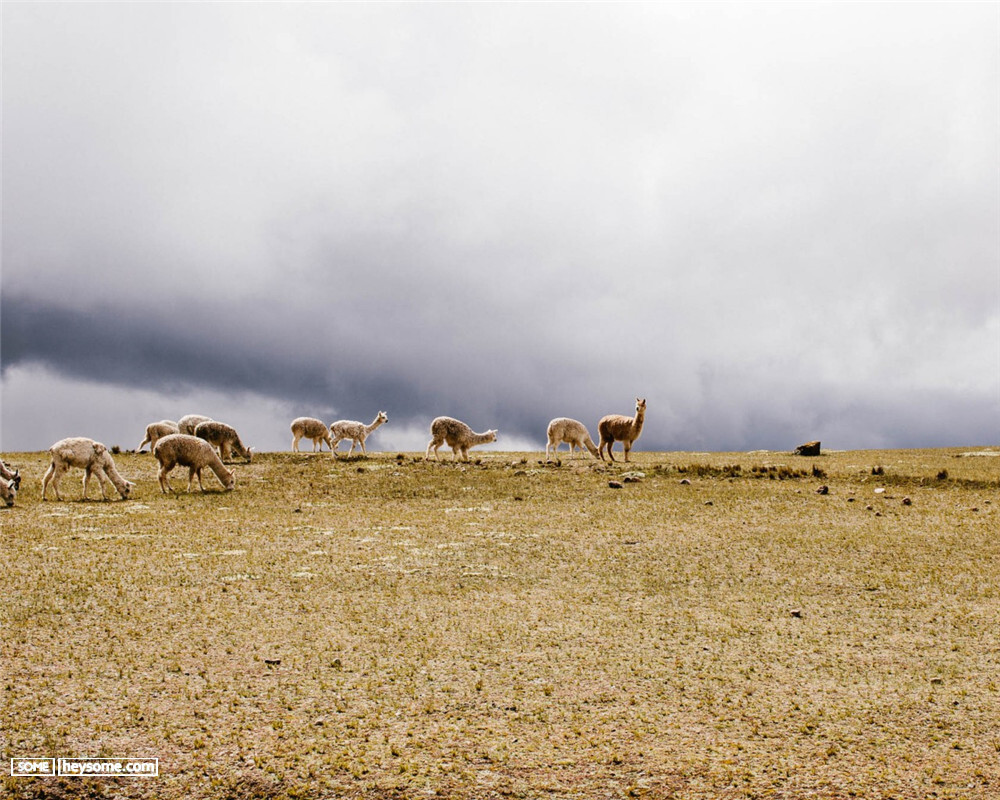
xmin=2 ymin=2 xmax=998 ymax=453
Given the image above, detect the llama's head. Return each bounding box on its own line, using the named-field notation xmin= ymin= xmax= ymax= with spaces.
xmin=635 ymin=398 xmax=647 ymax=414
xmin=487 ymin=430 xmax=498 ymax=444
xmin=9 ymin=469 xmax=20 ymax=491
xmin=1 ymin=478 xmax=15 ymax=507
xmin=377 ymin=411 xmax=388 ymax=424
xmin=224 ymin=470 xmax=236 ymax=491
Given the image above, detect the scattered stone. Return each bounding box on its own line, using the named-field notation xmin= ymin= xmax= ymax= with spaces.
xmin=514 ymin=470 xmax=527 ymax=476
xmin=679 ymin=478 xmax=691 ymax=485
xmin=930 ymin=677 xmax=944 ymax=685
xmin=790 ymin=609 xmax=803 ymax=618
xmin=608 ymin=481 xmax=623 ymax=489
xmin=356 ymin=467 xmax=365 ymax=473
xmin=874 ymin=487 xmax=886 ymax=494
xmin=264 ymin=659 xmax=281 ymax=666
xmin=795 ymin=440 xmax=821 ymax=456
xmin=816 ymin=485 xmax=829 ymax=495
xmin=623 ymin=476 xmax=642 ymax=483
xmin=902 ymin=497 xmax=912 ymax=506
xmin=704 ymin=500 xmax=714 ymax=506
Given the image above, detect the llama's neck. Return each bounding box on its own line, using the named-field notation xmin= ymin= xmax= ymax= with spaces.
xmin=365 ymin=416 xmax=386 ymax=436
xmin=208 ymin=452 xmax=231 ymax=480
xmin=632 ymin=409 xmax=645 ymax=435
xmin=106 ymin=464 xmax=130 ymax=493
xmin=470 ymin=431 xmax=495 ymax=446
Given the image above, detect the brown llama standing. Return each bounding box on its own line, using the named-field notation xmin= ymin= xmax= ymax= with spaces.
xmin=597 ymin=397 xmax=646 ymax=462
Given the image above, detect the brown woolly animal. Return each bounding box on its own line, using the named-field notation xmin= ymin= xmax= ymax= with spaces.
xmin=598 ymin=397 xmax=646 ymax=462
xmin=545 ymin=418 xmax=599 ymax=460
xmin=153 ymin=434 xmax=235 ymax=493
xmin=426 ymin=417 xmax=497 ymax=462
xmin=194 ymin=421 xmax=252 ymax=463
xmin=291 ymin=417 xmax=334 ymax=452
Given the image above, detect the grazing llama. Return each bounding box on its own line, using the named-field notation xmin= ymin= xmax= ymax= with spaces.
xmin=42 ymin=437 xmax=135 ymax=501
xmin=0 ymin=458 xmax=21 ymax=491
xmin=137 ymin=420 xmax=180 ymax=452
xmin=0 ymin=475 xmax=15 ymax=507
xmin=426 ymin=417 xmax=498 ymax=462
xmin=193 ymin=421 xmax=252 ymax=463
xmin=330 ymin=411 xmax=388 ymax=457
xmin=291 ymin=417 xmax=334 ymax=452
xmin=545 ymin=418 xmax=599 ymax=460
xmin=598 ymin=398 xmax=646 ymax=462
xmin=177 ymin=414 xmax=212 ymax=436
xmin=153 ymin=434 xmax=236 ymax=493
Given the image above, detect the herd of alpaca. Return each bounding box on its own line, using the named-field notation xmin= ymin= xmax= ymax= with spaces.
xmin=0 ymin=399 xmax=646 ymax=505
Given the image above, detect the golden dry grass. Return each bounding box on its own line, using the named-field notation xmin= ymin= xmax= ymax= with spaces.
xmin=2 ymin=447 xmax=999 ymax=799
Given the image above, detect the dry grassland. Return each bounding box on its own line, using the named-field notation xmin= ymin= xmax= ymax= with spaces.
xmin=2 ymin=447 xmax=999 ymax=799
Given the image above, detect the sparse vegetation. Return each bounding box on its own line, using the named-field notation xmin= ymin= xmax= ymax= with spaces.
xmin=3 ymin=447 xmax=999 ymax=799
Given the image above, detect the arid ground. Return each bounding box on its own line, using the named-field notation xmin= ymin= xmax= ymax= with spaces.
xmin=3 ymin=447 xmax=998 ymax=799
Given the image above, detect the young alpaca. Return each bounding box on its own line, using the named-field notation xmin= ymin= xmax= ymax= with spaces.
xmin=42 ymin=437 xmax=135 ymax=501
xmin=329 ymin=411 xmax=388 ymax=457
xmin=426 ymin=417 xmax=498 ymax=462
xmin=177 ymin=414 xmax=212 ymax=436
xmin=193 ymin=420 xmax=253 ymax=463
xmin=153 ymin=434 xmax=235 ymax=493
xmin=137 ymin=420 xmax=180 ymax=452
xmin=545 ymin=418 xmax=600 ymax=461
xmin=291 ymin=417 xmax=334 ymax=452
xmin=597 ymin=398 xmax=647 ymax=463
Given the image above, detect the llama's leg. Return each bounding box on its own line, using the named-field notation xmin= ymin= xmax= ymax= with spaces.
xmin=545 ymin=440 xmax=552 ymax=461
xmin=348 ymin=440 xmax=357 ymax=456
xmin=158 ymin=465 xmax=173 ymax=493
xmin=195 ymin=468 xmax=206 ymax=492
xmin=92 ymin=467 xmax=111 ymax=500
xmin=292 ymin=435 xmax=301 ymax=452
xmin=187 ymin=468 xmax=197 ymax=493
xmin=359 ymin=438 xmax=367 ymax=455
xmin=42 ymin=462 xmax=56 ymax=500
xmin=605 ymin=439 xmax=617 ymax=462
xmin=623 ymin=442 xmax=631 ymax=462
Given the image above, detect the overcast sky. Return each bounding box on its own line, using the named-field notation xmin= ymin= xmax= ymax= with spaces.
xmin=2 ymin=2 xmax=998 ymax=454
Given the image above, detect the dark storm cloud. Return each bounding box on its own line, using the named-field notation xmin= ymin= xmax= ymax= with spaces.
xmin=2 ymin=3 xmax=997 ymax=452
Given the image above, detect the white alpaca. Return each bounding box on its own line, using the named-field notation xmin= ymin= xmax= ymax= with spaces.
xmin=193 ymin=421 xmax=252 ymax=463
xmin=0 ymin=458 xmax=21 ymax=491
xmin=545 ymin=418 xmax=599 ymax=460
xmin=0 ymin=475 xmax=15 ymax=507
xmin=598 ymin=398 xmax=647 ymax=462
xmin=290 ymin=417 xmax=333 ymax=452
xmin=153 ymin=434 xmax=235 ymax=493
xmin=425 ymin=416 xmax=498 ymax=462
xmin=177 ymin=414 xmax=212 ymax=436
xmin=330 ymin=411 xmax=388 ymax=457
xmin=42 ymin=437 xmax=135 ymax=501
xmin=137 ymin=420 xmax=180 ymax=452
